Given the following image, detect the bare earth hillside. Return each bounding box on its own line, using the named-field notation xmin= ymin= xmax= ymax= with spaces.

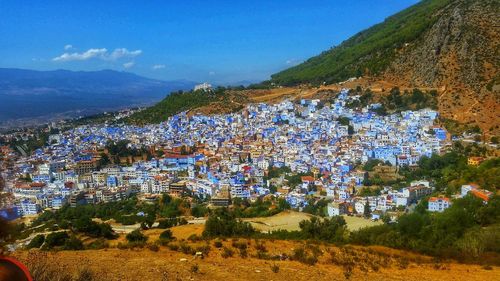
xmin=14 ymin=243 xmax=499 ymax=281
xmin=269 ymin=0 xmax=499 ymax=134
xmin=382 ymin=0 xmax=500 ymax=134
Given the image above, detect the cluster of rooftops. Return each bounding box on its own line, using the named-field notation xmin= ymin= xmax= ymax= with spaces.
xmin=3 ymin=89 xmax=469 ymax=219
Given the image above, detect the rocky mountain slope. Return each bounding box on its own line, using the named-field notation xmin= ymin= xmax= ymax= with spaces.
xmin=383 ymin=0 xmax=499 ymax=132
xmin=270 ymin=0 xmax=499 ymax=133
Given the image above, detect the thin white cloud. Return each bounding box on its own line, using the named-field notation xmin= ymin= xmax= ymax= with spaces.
xmin=208 ymin=71 xmax=216 ymax=76
xmin=53 ymin=48 xmax=108 ymax=62
xmin=107 ymin=48 xmax=142 ymax=61
xmin=123 ymin=62 xmax=135 ymax=69
xmin=52 ymin=47 xmax=142 ymax=62
xmin=64 ymin=44 xmax=73 ymax=50
xmin=152 ymin=64 xmax=166 ymax=70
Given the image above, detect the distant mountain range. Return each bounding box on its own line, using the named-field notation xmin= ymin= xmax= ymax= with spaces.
xmin=0 ymin=68 xmax=196 ymax=124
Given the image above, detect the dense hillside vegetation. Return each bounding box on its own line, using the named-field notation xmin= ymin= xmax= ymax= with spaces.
xmin=125 ymin=90 xmax=220 ymax=125
xmin=270 ymin=0 xmax=453 ymax=86
xmin=126 ymin=87 xmax=248 ymax=125
xmin=269 ymin=0 xmax=499 ymax=134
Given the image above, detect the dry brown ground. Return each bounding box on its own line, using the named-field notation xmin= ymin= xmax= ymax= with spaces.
xmin=106 ymin=211 xmax=381 ymax=240
xmin=12 ymin=219 xmax=500 ymax=281
xmin=341 ymin=215 xmax=382 ymax=231
xmin=13 ymin=240 xmax=499 ymax=281
xmin=243 ymin=210 xmax=313 ymax=232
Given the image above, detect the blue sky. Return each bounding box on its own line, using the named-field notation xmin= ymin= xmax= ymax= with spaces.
xmin=0 ymin=0 xmax=419 ymax=84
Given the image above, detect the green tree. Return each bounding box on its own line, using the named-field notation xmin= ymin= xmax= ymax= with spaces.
xmin=203 ymin=208 xmax=255 ymax=238
xmin=44 ymin=232 xmax=69 ymax=248
xmin=27 ymin=234 xmax=45 ymax=249
xmin=363 ymin=159 xmax=384 ymax=171
xmin=363 ymin=201 xmax=371 ymax=218
xmin=63 ymin=235 xmax=84 ymax=250
xmin=98 ymin=153 xmax=110 ymax=167
xmin=191 ymin=204 xmax=208 ymax=218
xmin=278 ymin=198 xmax=291 ymax=211
xmin=126 ymin=229 xmax=147 ymax=243
xmin=159 ymin=229 xmax=173 ymax=241
xmin=298 ymin=216 xmax=347 ymax=243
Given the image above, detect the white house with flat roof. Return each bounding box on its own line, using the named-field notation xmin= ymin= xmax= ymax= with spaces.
xmin=194 ymin=82 xmax=212 ymax=91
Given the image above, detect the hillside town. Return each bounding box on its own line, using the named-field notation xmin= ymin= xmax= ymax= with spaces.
xmin=0 ymin=89 xmax=493 ymax=222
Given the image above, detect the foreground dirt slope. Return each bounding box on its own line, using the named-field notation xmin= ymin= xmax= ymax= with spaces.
xmin=14 ymin=245 xmax=499 ymax=281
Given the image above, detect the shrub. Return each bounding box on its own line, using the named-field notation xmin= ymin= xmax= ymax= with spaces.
xmin=179 ymin=242 xmax=195 ymax=255
xmin=305 ymin=243 xmax=323 ymax=258
xmin=159 ymin=229 xmax=173 ymax=241
xmin=167 ymin=243 xmax=179 ymax=251
xmin=343 ymin=265 xmax=353 ymax=280
xmin=74 ymin=267 xmax=96 ymax=281
xmin=63 ymin=235 xmax=84 ymax=250
xmin=203 ymin=208 xmax=255 ymax=238
xmin=148 ymin=243 xmax=160 ymax=252
xmin=27 ymin=234 xmax=45 ymax=249
xmin=117 ymin=242 xmax=128 ymax=249
xmin=44 ymin=231 xmax=69 ymax=249
xmin=239 ymin=248 xmax=248 ymax=258
xmin=254 ymin=241 xmax=267 ymax=252
xmin=115 ymin=215 xmax=142 ymax=225
xmin=73 ymin=217 xmax=117 ymax=239
xmin=482 ymin=265 xmax=493 ymax=270
xmin=86 ymin=238 xmax=109 ymax=250
xmin=188 ymin=234 xmax=202 ymax=242
xmin=255 ymin=250 xmax=272 ymax=260
xmin=221 ymin=247 xmax=234 ymax=258
xmin=195 ymin=245 xmax=211 ymax=256
xmin=191 ymin=204 xmax=208 ymax=217
xmin=292 ymin=247 xmax=318 ymax=265
xmin=398 ymin=257 xmax=410 ymax=269
xmin=232 ymin=240 xmax=247 ymax=250
xmin=126 ymin=229 xmax=147 ymax=243
xmin=213 ymin=240 xmax=223 ymax=248
xmin=191 ymin=264 xmax=199 ymax=273
xmin=299 ymin=216 xmax=347 ymax=243
xmin=271 ymin=264 xmax=280 ymax=273
xmin=127 ymin=241 xmax=146 ymax=248
xmin=157 ymin=218 xmax=177 ymax=229
xmin=292 ymin=247 xmax=306 ymax=261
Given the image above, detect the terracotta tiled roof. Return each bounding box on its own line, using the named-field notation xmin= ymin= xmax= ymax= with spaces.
xmin=429 ymin=196 xmax=449 ymax=202
xmin=301 ymin=176 xmax=315 ymax=182
xmin=30 ymin=182 xmax=46 ymax=188
xmin=471 ymin=189 xmax=492 ymax=202
xmin=163 ymin=153 xmax=192 ymax=159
